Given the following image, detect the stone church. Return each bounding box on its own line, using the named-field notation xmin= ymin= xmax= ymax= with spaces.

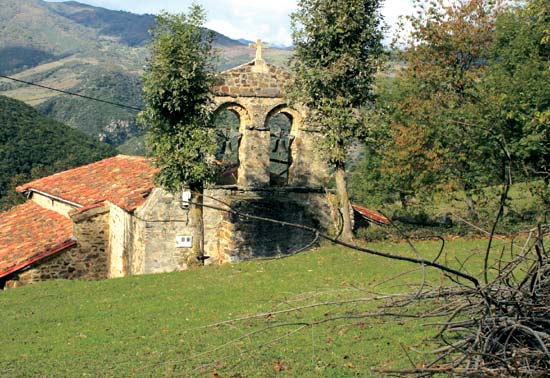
xmin=0 ymin=45 xmax=348 ymax=289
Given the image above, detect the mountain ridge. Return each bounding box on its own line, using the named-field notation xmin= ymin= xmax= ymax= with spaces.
xmin=0 ymin=0 xmax=293 ymax=154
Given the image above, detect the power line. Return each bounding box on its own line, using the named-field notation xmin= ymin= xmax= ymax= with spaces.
xmin=0 ymin=74 xmax=143 ymax=112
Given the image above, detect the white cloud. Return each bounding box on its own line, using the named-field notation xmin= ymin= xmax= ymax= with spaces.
xmin=46 ymin=0 xmax=415 ymax=46
xmin=381 ymin=0 xmax=415 ymax=41
xmin=205 ymin=19 xmax=246 ymax=40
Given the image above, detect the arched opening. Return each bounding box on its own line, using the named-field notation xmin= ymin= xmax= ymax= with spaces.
xmin=267 ymin=112 xmax=293 ymax=186
xmin=212 ymin=106 xmax=243 ymax=185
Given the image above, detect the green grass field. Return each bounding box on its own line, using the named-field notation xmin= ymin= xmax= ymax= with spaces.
xmin=0 ymin=239 xmax=504 ymax=377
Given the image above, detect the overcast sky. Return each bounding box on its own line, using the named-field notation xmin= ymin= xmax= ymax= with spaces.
xmin=45 ymin=0 xmax=415 ymax=46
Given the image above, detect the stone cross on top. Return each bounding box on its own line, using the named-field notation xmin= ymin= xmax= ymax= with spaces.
xmin=249 ymin=38 xmax=269 ymax=62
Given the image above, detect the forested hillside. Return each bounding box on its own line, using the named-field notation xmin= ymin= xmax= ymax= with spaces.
xmin=36 ymin=67 xmax=144 ymax=145
xmin=0 ymin=95 xmax=117 ymax=210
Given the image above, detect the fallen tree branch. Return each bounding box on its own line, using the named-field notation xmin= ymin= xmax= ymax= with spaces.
xmin=192 ymin=196 xmax=481 ymax=289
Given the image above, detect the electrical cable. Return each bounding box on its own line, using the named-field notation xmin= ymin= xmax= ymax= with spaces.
xmin=0 ymin=74 xmax=143 ymax=112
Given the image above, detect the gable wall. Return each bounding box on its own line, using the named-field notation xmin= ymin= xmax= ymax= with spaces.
xmin=108 ymin=204 xmax=133 ymax=278
xmin=134 ymin=188 xmax=196 ymax=274
xmin=213 ymin=62 xmax=292 ymax=98
xmin=212 ymin=62 xmax=329 ymax=189
xmin=31 ymin=192 xmax=78 ymax=217
xmin=213 ymin=96 xmax=329 ymax=188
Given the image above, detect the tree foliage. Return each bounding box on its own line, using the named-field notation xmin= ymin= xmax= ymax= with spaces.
xmin=139 ymin=5 xmax=217 ymax=266
xmin=290 ymin=0 xmax=384 ymax=164
xmin=350 ymin=0 xmax=550 ymax=221
xmin=290 ymin=0 xmax=385 ymax=240
xmin=140 ymin=5 xmax=217 ymax=193
xmin=401 ymin=0 xmax=501 ymax=195
xmin=482 ymin=0 xmax=550 ymax=206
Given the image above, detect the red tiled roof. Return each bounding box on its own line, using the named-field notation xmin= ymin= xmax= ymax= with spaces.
xmin=17 ymin=155 xmax=158 ymax=212
xmin=0 ymin=202 xmax=75 ymax=279
xmin=352 ymin=204 xmax=391 ymax=226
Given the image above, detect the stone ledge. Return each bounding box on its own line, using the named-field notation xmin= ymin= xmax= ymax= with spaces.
xmin=208 ymin=185 xmax=335 ymax=194
xmin=213 ymin=92 xmax=285 ymax=99
xmin=70 ymin=204 xmax=110 ymax=222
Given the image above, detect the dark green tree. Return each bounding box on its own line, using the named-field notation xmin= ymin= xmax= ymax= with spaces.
xmin=140 ymin=5 xmax=217 ymax=265
xmin=290 ymin=0 xmax=385 ymax=241
xmin=482 ymin=0 xmax=550 ymax=208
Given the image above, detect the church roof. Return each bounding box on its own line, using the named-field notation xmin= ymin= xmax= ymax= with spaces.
xmin=17 ymin=155 xmax=158 ymax=212
xmin=0 ymin=202 xmax=75 ymax=279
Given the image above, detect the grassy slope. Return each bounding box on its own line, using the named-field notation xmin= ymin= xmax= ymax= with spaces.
xmin=0 ymin=240 xmax=494 ymax=377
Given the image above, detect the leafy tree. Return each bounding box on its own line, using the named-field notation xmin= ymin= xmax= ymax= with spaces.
xmin=140 ymin=5 xmax=217 ymax=266
xmin=289 ymin=0 xmax=385 ymax=241
xmin=381 ymin=0 xmax=504 ymax=218
xmin=482 ymin=0 xmax=550 ymax=208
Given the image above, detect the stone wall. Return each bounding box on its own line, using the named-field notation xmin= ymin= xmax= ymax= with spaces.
xmin=203 ymin=190 xmax=228 ymax=264
xmin=212 ymin=96 xmax=329 ymax=189
xmin=203 ymin=187 xmax=336 ymax=264
xmin=134 ymin=188 xmax=196 ymax=274
xmin=4 ymin=205 xmax=111 ymax=288
xmin=31 ymin=192 xmax=77 ymax=217
xmin=68 ymin=205 xmax=110 ymax=280
xmin=213 ymin=61 xmax=292 ymax=98
xmin=134 ymin=187 xmax=336 ymax=267
xmin=108 ymin=204 xmax=133 ymax=278
xmin=211 ymin=59 xmax=331 ymax=189
xmin=130 ymin=210 xmax=146 ymax=275
xmin=5 ymin=245 xmax=78 ymax=288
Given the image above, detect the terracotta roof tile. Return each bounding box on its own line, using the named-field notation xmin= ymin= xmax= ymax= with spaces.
xmin=352 ymin=204 xmax=390 ymax=226
xmin=0 ymin=202 xmax=75 ymax=279
xmin=17 ymin=155 xmax=158 ymax=212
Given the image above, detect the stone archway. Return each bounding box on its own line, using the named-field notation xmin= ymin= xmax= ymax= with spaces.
xmin=201 ymin=54 xmax=335 ymax=264
xmin=211 ymin=55 xmax=328 ymax=188
xmin=264 ymin=105 xmax=301 ymax=186
xmin=212 ymin=102 xmax=251 ymax=185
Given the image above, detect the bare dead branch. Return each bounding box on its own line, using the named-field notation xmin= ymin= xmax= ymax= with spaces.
xmin=192 ymin=196 xmax=482 ymax=288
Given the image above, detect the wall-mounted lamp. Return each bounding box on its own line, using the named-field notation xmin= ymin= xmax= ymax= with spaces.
xmin=181 ymin=190 xmax=191 ymax=209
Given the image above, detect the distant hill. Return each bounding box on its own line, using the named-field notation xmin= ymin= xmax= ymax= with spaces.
xmin=238 ymin=38 xmax=253 ymax=45
xmin=0 ymin=0 xmax=247 ymax=74
xmin=48 ymin=1 xmax=245 ymax=48
xmin=0 ymin=0 xmax=104 ymax=75
xmin=0 ymin=0 xmax=281 ymax=74
xmin=46 ymin=1 xmax=156 ymax=47
xmin=0 ymin=95 xmax=117 ymax=210
xmin=36 ymin=67 xmax=144 ymax=144
xmin=0 ymin=0 xmax=293 ymax=152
